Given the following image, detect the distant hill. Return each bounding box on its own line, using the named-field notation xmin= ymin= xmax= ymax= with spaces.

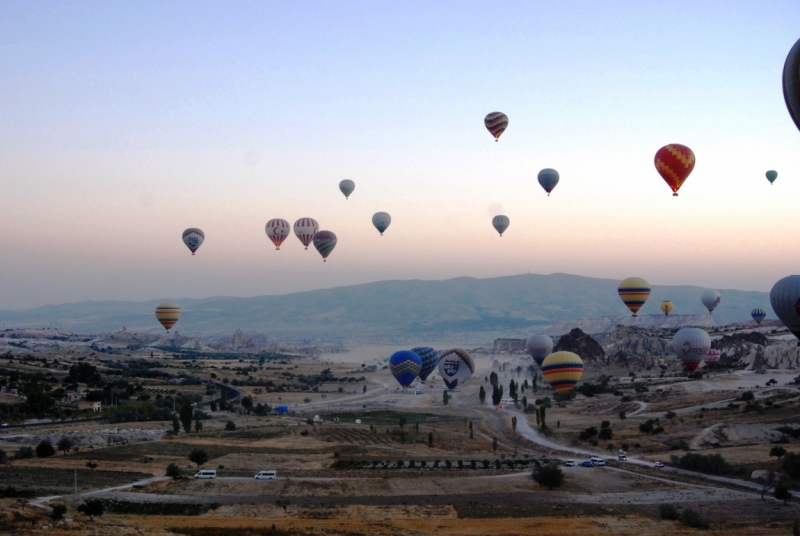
xmin=0 ymin=273 xmax=771 ymax=343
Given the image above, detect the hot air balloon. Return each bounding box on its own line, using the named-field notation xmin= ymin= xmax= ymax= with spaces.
xmin=783 ymin=37 xmax=800 ymax=133
xmin=372 ymin=212 xmax=391 ymax=235
xmin=770 ymin=275 xmax=800 ymax=340
xmin=389 ymin=350 xmax=422 ymax=388
xmin=182 ymin=228 xmax=205 ymax=256
xmin=701 ymin=290 xmax=721 ymax=314
xmin=484 ymin=112 xmax=508 ymax=141
xmin=704 ymin=348 xmax=721 ymax=370
xmin=655 ymin=144 xmax=695 ymax=196
xmin=339 ymin=180 xmax=355 ymax=199
xmin=766 ymin=170 xmax=778 ymax=185
xmin=526 ymin=335 xmax=553 ymax=366
xmin=672 ymin=328 xmax=710 ymax=372
xmin=492 ymin=215 xmax=509 ymax=237
xmin=541 ymin=351 xmax=584 ymax=393
xmin=618 ymin=277 xmax=651 ymax=316
xmin=155 ymin=302 xmax=181 ymax=333
xmin=438 ymin=348 xmax=475 ymax=389
xmin=751 ymin=307 xmax=766 ymax=325
xmin=293 ymin=218 xmax=319 ymax=250
xmin=660 ymin=301 xmax=674 ymax=316
xmin=265 ymin=219 xmax=290 ymax=250
xmin=312 ymin=230 xmax=337 ymax=262
xmin=537 ymin=169 xmax=559 ymax=196
xmin=410 ymin=347 xmax=439 ymax=382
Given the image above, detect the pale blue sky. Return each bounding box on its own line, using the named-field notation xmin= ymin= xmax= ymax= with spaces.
xmin=1 ymin=1 xmax=800 ymax=308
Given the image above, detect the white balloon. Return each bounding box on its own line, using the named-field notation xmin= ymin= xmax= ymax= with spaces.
xmin=437 ymin=348 xmax=475 ymax=390
xmin=701 ymin=290 xmax=721 ymax=313
xmin=672 ymin=328 xmax=711 ymax=371
xmin=526 ymin=335 xmax=553 ymax=366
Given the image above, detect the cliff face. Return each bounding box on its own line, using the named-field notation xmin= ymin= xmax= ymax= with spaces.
xmin=553 ymin=328 xmax=605 ymax=361
xmin=601 ymin=326 xmax=672 ymax=368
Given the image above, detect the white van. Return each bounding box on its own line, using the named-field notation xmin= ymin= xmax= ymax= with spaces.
xmin=254 ymin=470 xmax=277 ymax=480
xmin=590 ymin=457 xmax=606 ymax=466
xmin=194 ymin=469 xmax=216 ymax=479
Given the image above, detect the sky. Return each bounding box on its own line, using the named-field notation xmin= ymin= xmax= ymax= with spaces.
xmin=1 ymin=1 xmax=800 ymax=310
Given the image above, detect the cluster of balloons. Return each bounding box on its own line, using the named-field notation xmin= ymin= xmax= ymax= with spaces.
xmin=388 ymin=347 xmax=475 ymax=390
xmin=616 ymin=277 xmax=736 ymax=319
xmin=522 ymin=334 xmax=584 ymax=394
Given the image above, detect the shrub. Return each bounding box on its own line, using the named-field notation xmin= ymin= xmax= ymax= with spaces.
xmin=679 ymin=508 xmax=709 ymax=529
xmin=166 ymin=463 xmax=182 ymax=479
xmin=671 ymin=453 xmax=730 ymax=475
xmin=36 ymin=440 xmax=55 ymax=458
xmin=532 ymin=464 xmax=565 ymax=490
xmin=77 ymin=499 xmax=104 ymax=521
xmin=188 ymin=449 xmax=209 ymax=468
xmin=659 ymin=504 xmax=679 ymax=520
xmin=0 ymin=449 xmax=7 ymax=465
xmin=776 ymin=481 xmax=793 ymax=504
xmin=740 ymin=391 xmax=755 ymax=401
xmin=782 ymin=453 xmax=800 ymax=480
xmin=50 ymin=504 xmax=67 ymax=520
xmin=14 ymin=446 xmax=33 ymax=460
xmin=225 ymin=421 xmax=236 ymax=431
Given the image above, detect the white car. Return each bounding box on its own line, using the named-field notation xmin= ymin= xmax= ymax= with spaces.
xmin=618 ymin=455 xmax=627 ymax=461
xmin=194 ymin=469 xmax=216 ymax=479
xmin=590 ymin=457 xmax=606 ymax=466
xmin=565 ymin=460 xmax=575 ymax=467
xmin=654 ymin=461 xmax=665 ymax=468
xmin=0 ymin=423 xmax=7 ymax=427
xmin=254 ymin=470 xmax=277 ymax=480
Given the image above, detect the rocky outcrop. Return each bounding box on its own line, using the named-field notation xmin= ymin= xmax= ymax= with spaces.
xmin=232 ymin=329 xmax=248 ymax=347
xmin=712 ymin=332 xmax=769 ymax=349
xmin=545 ymin=314 xmax=716 ymax=337
xmin=602 ymin=326 xmax=672 ymax=368
xmin=553 ymin=328 xmax=605 ymax=361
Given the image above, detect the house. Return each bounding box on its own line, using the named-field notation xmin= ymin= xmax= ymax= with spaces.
xmin=63 ymin=390 xmax=87 ymax=403
xmin=77 ymin=401 xmax=102 ymax=413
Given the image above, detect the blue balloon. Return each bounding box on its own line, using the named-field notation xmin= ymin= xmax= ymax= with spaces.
xmin=751 ymin=307 xmax=766 ymax=325
xmin=411 ymin=347 xmax=439 ymax=381
xmin=389 ymin=350 xmax=422 ymax=388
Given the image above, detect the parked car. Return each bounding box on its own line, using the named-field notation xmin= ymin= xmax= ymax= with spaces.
xmin=618 ymin=454 xmax=627 ymax=461
xmin=0 ymin=423 xmax=7 ymax=427
xmin=194 ymin=470 xmax=216 ymax=479
xmin=415 ymin=390 xmax=425 ymax=395
xmin=254 ymin=470 xmax=277 ymax=480
xmin=654 ymin=462 xmax=665 ymax=468
xmin=565 ymin=460 xmax=576 ymax=467
xmin=580 ymin=460 xmax=594 ymax=467
xmin=590 ymin=457 xmax=606 ymax=466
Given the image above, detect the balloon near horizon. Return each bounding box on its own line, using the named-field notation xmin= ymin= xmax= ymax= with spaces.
xmin=618 ymin=277 xmax=651 ymax=317
xmin=389 ymin=350 xmax=422 ymax=389
xmin=155 ymin=302 xmax=181 ymax=332
xmin=541 ymin=351 xmax=584 ymax=393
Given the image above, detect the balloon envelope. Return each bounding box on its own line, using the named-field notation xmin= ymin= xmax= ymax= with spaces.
xmin=437 ymin=348 xmax=475 ymax=389
xmin=312 ymin=230 xmax=337 ymax=262
xmin=484 ymin=112 xmax=508 ymax=141
xmin=293 ymin=218 xmax=319 ymax=250
xmin=672 ymin=328 xmax=711 ymax=372
xmin=541 ymin=351 xmax=584 ymax=393
xmin=155 ymin=302 xmax=181 ymax=332
xmin=618 ymin=277 xmax=651 ymax=316
xmin=492 ymin=215 xmax=509 ymax=236
xmin=389 ymin=350 xmax=422 ymax=388
xmin=411 ymin=347 xmax=439 ymax=382
xmin=770 ymin=275 xmax=800 ymax=340
xmin=526 ymin=335 xmax=553 ymax=366
xmin=701 ymin=290 xmax=721 ymax=313
xmin=537 ymin=169 xmax=560 ymax=196
xmin=704 ymin=348 xmax=721 ymax=370
xmin=655 ymin=144 xmax=695 ymax=196
xmin=265 ymin=219 xmax=290 ymax=250
xmin=372 ymin=212 xmax=391 ymax=235
xmin=182 ymin=228 xmax=205 ymax=255
xmin=751 ymin=307 xmax=766 ymax=325
xmin=339 ymin=180 xmax=355 ymax=199
xmin=783 ymin=37 xmax=800 ymax=133
xmin=766 ymin=170 xmax=778 ymax=184
xmin=660 ymin=301 xmax=674 ymax=316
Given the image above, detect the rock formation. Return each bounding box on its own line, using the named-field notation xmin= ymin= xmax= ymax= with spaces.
xmin=553 ymin=328 xmax=605 ymax=361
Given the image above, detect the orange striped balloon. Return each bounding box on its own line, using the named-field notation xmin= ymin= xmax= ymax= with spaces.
xmin=541 ymin=351 xmax=584 ymax=393
xmin=618 ymin=277 xmax=650 ymax=317
xmin=155 ymin=302 xmax=181 ymax=332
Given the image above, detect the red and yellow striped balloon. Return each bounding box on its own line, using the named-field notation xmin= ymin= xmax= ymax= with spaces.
xmin=541 ymin=351 xmax=584 ymax=393
xmin=655 ymin=144 xmax=695 ymax=196
xmin=155 ymin=302 xmax=181 ymax=332
xmin=618 ymin=277 xmax=651 ymax=317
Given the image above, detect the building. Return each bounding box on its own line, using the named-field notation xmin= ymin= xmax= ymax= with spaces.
xmin=493 ymin=338 xmax=527 ymax=353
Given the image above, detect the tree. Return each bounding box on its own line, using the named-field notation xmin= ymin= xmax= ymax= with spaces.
xmin=443 ymin=390 xmax=450 ymax=405
xmin=180 ymin=403 xmax=193 ymax=433
xmin=220 ymin=386 xmax=228 ymax=410
xmin=36 ymin=440 xmax=55 ymax=458
xmin=188 ymin=448 xmax=209 ymax=468
xmin=78 ymin=499 xmax=104 ymax=521
xmin=399 ymin=416 xmax=407 ymax=429
xmin=194 ymin=416 xmax=203 ymax=432
xmin=363 ymin=385 xmax=367 ymax=393
xmin=665 ymin=411 xmax=677 ymax=422
xmin=166 ymin=463 xmax=182 ymax=479
xmin=492 ymin=437 xmax=498 ymax=453
xmin=50 ymin=504 xmax=67 ymax=521
xmin=532 ymin=464 xmax=565 ymax=490
xmin=492 ymin=385 xmax=503 ymax=406
xmin=489 ymin=371 xmax=498 ymax=386
xmin=522 ymin=395 xmax=528 ymax=409
xmin=783 ymin=453 xmax=800 ymax=479
xmin=770 ymin=446 xmax=787 ymax=461
xmin=57 ymin=437 xmax=73 ymax=455
xmin=511 ymin=416 xmax=517 ymax=432
xmin=241 ymin=396 xmax=253 ymax=412
xmin=776 ymin=481 xmax=793 ymax=505
xmin=86 ymin=462 xmax=98 ymax=471
xmin=469 ymin=420 xmax=473 ymax=439
xmin=479 ymin=385 xmax=486 ymax=404
xmin=539 ymin=405 xmax=547 ymax=430
xmin=535 ymin=408 xmax=540 ymax=427
xmin=428 ymin=431 xmax=434 ymax=448
xmin=599 ymin=428 xmax=613 ymax=442
xmin=0 ymin=449 xmax=7 ymax=465
xmin=618 ymin=411 xmax=626 ymax=421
